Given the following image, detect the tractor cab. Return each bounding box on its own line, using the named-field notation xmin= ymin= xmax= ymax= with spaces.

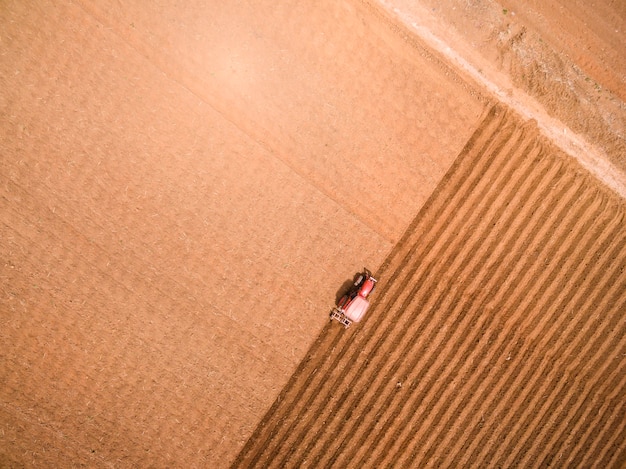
xmin=330 ymin=269 xmax=377 ymax=328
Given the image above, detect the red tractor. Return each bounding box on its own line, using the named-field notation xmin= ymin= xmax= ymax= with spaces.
xmin=330 ymin=268 xmax=377 ymax=328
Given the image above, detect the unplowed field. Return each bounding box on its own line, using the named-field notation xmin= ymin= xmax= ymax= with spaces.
xmin=233 ymin=106 xmax=626 ymax=468
xmin=1 ymin=0 xmax=485 ymax=466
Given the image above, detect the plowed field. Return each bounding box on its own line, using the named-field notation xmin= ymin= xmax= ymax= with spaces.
xmin=234 ymin=105 xmax=626 ymax=468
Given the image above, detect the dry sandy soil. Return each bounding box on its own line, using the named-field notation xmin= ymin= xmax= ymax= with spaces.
xmin=235 ymin=105 xmax=626 ymax=468
xmin=0 ymin=0 xmax=624 ymax=468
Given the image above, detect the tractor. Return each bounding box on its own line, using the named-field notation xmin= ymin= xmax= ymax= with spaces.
xmin=330 ymin=268 xmax=377 ymax=328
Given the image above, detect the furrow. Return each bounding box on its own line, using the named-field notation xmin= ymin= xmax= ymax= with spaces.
xmin=532 ymin=244 xmax=626 ymax=464
xmin=479 ymin=251 xmax=626 ymax=466
xmin=564 ymin=317 xmax=626 ymax=466
xmin=448 ymin=184 xmax=616 ymax=462
xmin=240 ymin=107 xmax=504 ymax=464
xmin=302 ymin=121 xmax=538 ymax=468
xmin=556 ymin=364 xmax=626 ymax=468
xmin=475 ymin=221 xmax=619 ymax=465
xmin=232 ymin=104 xmax=626 ymax=467
xmin=459 ymin=206 xmax=625 ymax=466
xmin=230 ymin=322 xmax=344 ymax=467
xmin=378 ymin=144 xmax=572 ymax=466
xmin=377 ymin=104 xmax=506 ymax=278
xmin=360 ymin=145 xmax=560 ymax=464
xmin=403 ymin=172 xmax=594 ymax=468
xmin=359 ymin=105 xmax=511 ymax=326
xmin=309 ymin=119 xmax=540 ymax=467
xmin=529 ymin=323 xmax=626 ymax=468
xmin=239 ymin=325 xmax=356 ymax=467
xmin=357 ymin=106 xmax=517 ymax=339
xmin=423 ymin=177 xmax=605 ymax=467
xmin=495 ymin=245 xmax=624 ymax=460
xmin=588 ymin=393 xmax=626 ymax=468
xmin=262 ymin=110 xmax=524 ymax=468
xmin=510 ymin=301 xmax=625 ymax=468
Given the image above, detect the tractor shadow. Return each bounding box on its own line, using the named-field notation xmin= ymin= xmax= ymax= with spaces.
xmin=334 ymin=272 xmax=362 ymax=305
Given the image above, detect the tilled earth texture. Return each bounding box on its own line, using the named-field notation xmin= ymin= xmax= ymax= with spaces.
xmin=0 ymin=0 xmax=624 ymax=468
xmin=234 ymin=105 xmax=626 ymax=468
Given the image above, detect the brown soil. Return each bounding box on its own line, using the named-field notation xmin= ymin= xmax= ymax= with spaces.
xmin=1 ymin=0 xmax=624 ymax=468
xmin=382 ymin=0 xmax=626 ymax=194
xmin=234 ymin=105 xmax=626 ymax=468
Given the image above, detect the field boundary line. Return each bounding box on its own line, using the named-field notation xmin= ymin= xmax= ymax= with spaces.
xmin=369 ymin=0 xmax=626 ymax=198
